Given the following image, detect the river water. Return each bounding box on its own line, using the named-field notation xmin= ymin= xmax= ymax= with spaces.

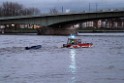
xmin=0 ymin=33 xmax=124 ymax=83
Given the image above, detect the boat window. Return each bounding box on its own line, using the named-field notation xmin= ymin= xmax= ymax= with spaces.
xmin=67 ymin=38 xmax=82 ymax=44
xmin=78 ymin=39 xmax=81 ymax=43
xmin=70 ymin=40 xmax=75 ymax=44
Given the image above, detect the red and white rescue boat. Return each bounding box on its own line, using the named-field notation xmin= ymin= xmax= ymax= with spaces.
xmin=63 ymin=38 xmax=93 ymax=48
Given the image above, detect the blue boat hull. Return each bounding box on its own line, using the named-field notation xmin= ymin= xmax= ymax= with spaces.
xmin=25 ymin=45 xmax=42 ymax=50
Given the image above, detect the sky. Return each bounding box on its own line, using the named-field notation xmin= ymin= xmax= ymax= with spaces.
xmin=0 ymin=0 xmax=124 ymax=13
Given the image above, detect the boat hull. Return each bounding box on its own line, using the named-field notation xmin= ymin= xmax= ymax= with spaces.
xmin=63 ymin=43 xmax=93 ymax=48
xmin=25 ymin=45 xmax=42 ymax=50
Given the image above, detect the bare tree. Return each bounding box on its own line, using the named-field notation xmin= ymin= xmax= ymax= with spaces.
xmin=22 ymin=8 xmax=40 ymax=15
xmin=2 ymin=1 xmax=23 ymax=16
xmin=49 ymin=8 xmax=59 ymax=14
xmin=28 ymin=7 xmax=40 ymax=15
xmin=0 ymin=6 xmax=3 ymax=16
xmin=0 ymin=1 xmax=41 ymax=17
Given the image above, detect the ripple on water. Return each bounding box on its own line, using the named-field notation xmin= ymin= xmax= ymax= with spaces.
xmin=0 ymin=47 xmax=25 ymax=56
xmin=0 ymin=34 xmax=124 ymax=83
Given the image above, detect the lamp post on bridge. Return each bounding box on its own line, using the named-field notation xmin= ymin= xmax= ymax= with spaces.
xmin=96 ymin=3 xmax=98 ymax=12
xmin=89 ymin=3 xmax=91 ymax=12
xmin=89 ymin=3 xmax=98 ymax=12
xmin=62 ymin=6 xmax=64 ymax=13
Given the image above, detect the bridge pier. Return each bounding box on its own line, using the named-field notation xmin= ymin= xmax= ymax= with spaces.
xmin=37 ymin=26 xmax=78 ymax=35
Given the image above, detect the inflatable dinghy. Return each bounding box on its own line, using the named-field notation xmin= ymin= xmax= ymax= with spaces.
xmin=25 ymin=45 xmax=42 ymax=50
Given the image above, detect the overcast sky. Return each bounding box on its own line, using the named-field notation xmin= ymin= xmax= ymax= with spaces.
xmin=0 ymin=0 xmax=124 ymax=13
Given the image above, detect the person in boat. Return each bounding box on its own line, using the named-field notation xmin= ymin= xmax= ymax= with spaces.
xmin=70 ymin=40 xmax=75 ymax=44
xmin=69 ymin=39 xmax=81 ymax=45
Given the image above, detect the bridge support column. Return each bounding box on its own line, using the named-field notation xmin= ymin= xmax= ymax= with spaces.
xmin=37 ymin=25 xmax=78 ymax=35
xmin=93 ymin=20 xmax=98 ymax=28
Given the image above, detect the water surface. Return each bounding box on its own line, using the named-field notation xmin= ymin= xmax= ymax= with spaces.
xmin=0 ymin=33 xmax=124 ymax=83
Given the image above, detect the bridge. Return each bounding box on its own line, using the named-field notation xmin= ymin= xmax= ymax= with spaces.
xmin=0 ymin=10 xmax=124 ymax=35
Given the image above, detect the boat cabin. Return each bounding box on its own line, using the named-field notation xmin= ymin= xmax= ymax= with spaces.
xmin=67 ymin=38 xmax=81 ymax=45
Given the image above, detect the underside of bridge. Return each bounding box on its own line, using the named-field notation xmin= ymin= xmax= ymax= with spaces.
xmin=37 ymin=17 xmax=124 ymax=35
xmin=37 ymin=22 xmax=79 ymax=35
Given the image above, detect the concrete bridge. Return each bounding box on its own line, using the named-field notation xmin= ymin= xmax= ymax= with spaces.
xmin=0 ymin=10 xmax=124 ymax=35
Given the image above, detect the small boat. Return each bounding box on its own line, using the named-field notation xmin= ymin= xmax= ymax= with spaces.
xmin=25 ymin=45 xmax=42 ymax=50
xmin=63 ymin=38 xmax=93 ymax=48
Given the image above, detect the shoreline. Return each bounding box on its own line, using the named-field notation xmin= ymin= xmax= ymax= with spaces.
xmin=78 ymin=29 xmax=124 ymax=33
xmin=0 ymin=29 xmax=124 ymax=35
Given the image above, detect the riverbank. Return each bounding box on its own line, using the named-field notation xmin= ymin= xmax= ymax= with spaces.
xmin=1 ymin=28 xmax=124 ymax=35
xmin=0 ymin=29 xmax=37 ymax=35
xmin=0 ymin=33 xmax=37 ymax=35
xmin=77 ymin=32 xmax=124 ymax=37
xmin=78 ymin=28 xmax=124 ymax=33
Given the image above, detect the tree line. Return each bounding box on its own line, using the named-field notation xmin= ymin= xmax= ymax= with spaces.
xmin=0 ymin=1 xmax=40 ymax=17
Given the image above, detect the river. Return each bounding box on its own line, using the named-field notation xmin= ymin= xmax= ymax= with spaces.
xmin=0 ymin=33 xmax=124 ymax=83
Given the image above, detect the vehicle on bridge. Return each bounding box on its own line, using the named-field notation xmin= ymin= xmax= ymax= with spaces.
xmin=63 ymin=35 xmax=93 ymax=48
